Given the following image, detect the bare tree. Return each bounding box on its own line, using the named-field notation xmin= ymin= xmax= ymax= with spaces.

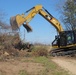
xmin=56 ymin=0 xmax=76 ymax=30
xmin=0 ymin=10 xmax=12 ymax=34
xmin=62 ymin=0 xmax=76 ymax=30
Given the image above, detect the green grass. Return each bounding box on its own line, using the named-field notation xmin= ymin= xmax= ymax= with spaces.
xmin=34 ymin=56 xmax=69 ymax=75
xmin=19 ymin=70 xmax=29 ymax=75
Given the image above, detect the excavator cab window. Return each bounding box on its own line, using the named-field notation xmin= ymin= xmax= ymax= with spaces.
xmin=66 ymin=31 xmax=74 ymax=45
xmin=59 ymin=31 xmax=75 ymax=46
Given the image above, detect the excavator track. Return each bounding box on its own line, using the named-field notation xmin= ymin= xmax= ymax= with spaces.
xmin=50 ymin=47 xmax=76 ymax=56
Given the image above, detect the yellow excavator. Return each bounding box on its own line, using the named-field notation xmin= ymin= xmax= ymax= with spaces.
xmin=10 ymin=5 xmax=76 ymax=56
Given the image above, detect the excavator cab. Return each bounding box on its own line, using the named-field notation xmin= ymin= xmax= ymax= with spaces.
xmin=52 ymin=30 xmax=76 ymax=48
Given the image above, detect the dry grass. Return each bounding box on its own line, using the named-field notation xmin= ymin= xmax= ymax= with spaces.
xmin=32 ymin=46 xmax=48 ymax=57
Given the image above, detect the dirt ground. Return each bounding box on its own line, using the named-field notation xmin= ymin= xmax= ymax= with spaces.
xmin=52 ymin=57 xmax=76 ymax=75
xmin=0 ymin=56 xmax=76 ymax=75
xmin=0 ymin=57 xmax=44 ymax=75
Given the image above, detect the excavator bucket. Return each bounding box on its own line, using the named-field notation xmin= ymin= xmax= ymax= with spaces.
xmin=23 ymin=23 xmax=32 ymax=32
xmin=10 ymin=16 xmax=32 ymax=32
xmin=10 ymin=16 xmax=19 ymax=30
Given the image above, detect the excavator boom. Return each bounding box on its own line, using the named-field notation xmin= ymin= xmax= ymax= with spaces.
xmin=10 ymin=5 xmax=63 ymax=33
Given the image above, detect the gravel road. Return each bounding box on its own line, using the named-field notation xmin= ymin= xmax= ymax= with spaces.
xmin=52 ymin=57 xmax=76 ymax=75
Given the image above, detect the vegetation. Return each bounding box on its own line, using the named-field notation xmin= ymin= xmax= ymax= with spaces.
xmin=19 ymin=70 xmax=29 ymax=75
xmin=32 ymin=46 xmax=48 ymax=57
xmin=34 ymin=56 xmax=69 ymax=75
xmin=62 ymin=0 xmax=76 ymax=30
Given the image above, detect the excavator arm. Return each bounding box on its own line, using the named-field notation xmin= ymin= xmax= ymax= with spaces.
xmin=10 ymin=5 xmax=63 ymax=33
xmin=10 ymin=5 xmax=42 ymax=32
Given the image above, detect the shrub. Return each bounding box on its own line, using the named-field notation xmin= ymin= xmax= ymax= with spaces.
xmin=32 ymin=47 xmax=48 ymax=57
